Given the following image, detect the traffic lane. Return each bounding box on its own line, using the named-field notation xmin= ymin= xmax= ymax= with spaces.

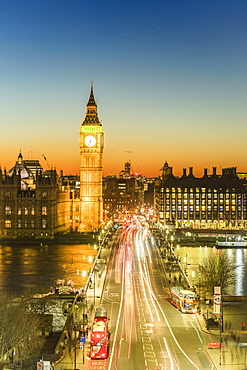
xmin=134 ymin=261 xmax=201 ymax=370
xmin=105 ymin=227 xmax=159 ymax=370
xmin=139 ymin=232 xmax=212 ymax=369
xmin=154 ymin=283 xmax=214 ymax=370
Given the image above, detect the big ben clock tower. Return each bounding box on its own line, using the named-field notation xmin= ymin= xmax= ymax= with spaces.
xmin=79 ymin=83 xmax=104 ymax=232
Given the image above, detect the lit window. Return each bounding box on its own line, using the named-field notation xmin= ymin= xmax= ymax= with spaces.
xmin=5 ymin=206 xmax=11 ymax=215
xmin=42 ymin=219 xmax=47 ymax=228
xmin=5 ymin=220 xmax=11 ymax=228
xmin=18 ymin=220 xmax=21 ymax=228
xmin=24 ymin=207 xmax=28 ymax=215
xmin=31 ymin=206 xmax=35 ymax=215
xmin=18 ymin=207 xmax=21 ymax=215
xmin=42 ymin=206 xmax=47 ymax=215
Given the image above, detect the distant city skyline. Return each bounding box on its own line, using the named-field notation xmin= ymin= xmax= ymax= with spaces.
xmin=1 ymin=0 xmax=247 ymax=177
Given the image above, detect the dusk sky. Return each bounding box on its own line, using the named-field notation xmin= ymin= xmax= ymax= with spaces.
xmin=1 ymin=0 xmax=247 ymax=177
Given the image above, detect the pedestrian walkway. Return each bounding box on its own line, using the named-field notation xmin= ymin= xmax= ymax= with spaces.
xmin=196 ymin=309 xmax=247 ymax=370
xmin=54 ymin=244 xmax=112 ymax=370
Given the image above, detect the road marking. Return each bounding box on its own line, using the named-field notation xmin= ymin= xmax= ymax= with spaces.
xmin=143 ymin=343 xmax=154 ymax=351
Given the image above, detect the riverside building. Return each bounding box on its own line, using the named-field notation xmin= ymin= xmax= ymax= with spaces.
xmin=155 ymin=162 xmax=247 ymax=229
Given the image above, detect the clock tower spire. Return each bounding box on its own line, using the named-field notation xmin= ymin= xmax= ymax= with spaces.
xmin=79 ymin=83 xmax=104 ymax=232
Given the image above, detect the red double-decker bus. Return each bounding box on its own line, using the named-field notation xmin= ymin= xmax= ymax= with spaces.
xmin=89 ymin=321 xmax=110 ymax=359
xmin=89 ymin=307 xmax=110 ymax=359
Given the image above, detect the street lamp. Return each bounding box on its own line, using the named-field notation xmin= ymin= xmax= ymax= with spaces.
xmin=73 ymin=324 xmax=78 ymax=370
xmin=187 ymin=263 xmax=202 ymax=310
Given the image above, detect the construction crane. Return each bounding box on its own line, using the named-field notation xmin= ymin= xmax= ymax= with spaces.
xmin=42 ymin=154 xmax=50 ymax=170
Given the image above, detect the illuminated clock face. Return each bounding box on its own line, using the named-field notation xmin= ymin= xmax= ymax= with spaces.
xmin=85 ymin=135 xmax=96 ymax=147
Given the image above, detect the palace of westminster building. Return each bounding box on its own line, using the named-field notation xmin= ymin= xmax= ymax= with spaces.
xmin=1 ymin=87 xmax=247 ymax=242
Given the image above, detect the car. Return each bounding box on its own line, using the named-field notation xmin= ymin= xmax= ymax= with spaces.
xmin=208 ymin=341 xmax=224 ymax=349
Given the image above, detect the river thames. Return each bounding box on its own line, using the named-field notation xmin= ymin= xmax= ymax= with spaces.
xmin=0 ymin=243 xmax=97 ymax=297
xmin=0 ymin=241 xmax=246 ymax=297
xmin=173 ymin=243 xmax=247 ymax=296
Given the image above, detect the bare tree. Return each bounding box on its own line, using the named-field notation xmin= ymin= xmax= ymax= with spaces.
xmin=199 ymin=253 xmax=236 ymax=295
xmin=0 ymin=296 xmax=47 ymax=369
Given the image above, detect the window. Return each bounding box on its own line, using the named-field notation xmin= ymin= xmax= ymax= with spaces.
xmin=5 ymin=206 xmax=11 ymax=215
xmin=42 ymin=219 xmax=47 ymax=228
xmin=24 ymin=207 xmax=28 ymax=215
xmin=31 ymin=206 xmax=35 ymax=215
xmin=42 ymin=206 xmax=47 ymax=215
xmin=18 ymin=220 xmax=21 ymax=228
xmin=5 ymin=191 xmax=11 ymax=198
xmin=18 ymin=207 xmax=21 ymax=215
xmin=5 ymin=220 xmax=11 ymax=228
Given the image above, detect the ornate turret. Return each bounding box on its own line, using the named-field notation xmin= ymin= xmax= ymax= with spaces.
xmin=8 ymin=151 xmax=31 ymax=179
xmin=82 ymin=82 xmax=101 ymax=126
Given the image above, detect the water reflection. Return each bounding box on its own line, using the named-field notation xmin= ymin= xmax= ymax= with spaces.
xmin=0 ymin=243 xmax=96 ymax=297
xmin=233 ymin=248 xmax=245 ymax=296
xmin=174 ymin=244 xmax=247 ymax=296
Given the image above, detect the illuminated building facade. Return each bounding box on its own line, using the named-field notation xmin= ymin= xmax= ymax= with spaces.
xmin=103 ymin=162 xmax=145 ymax=218
xmin=103 ymin=176 xmax=143 ymax=218
xmin=56 ymin=174 xmax=81 ymax=234
xmin=0 ymin=152 xmax=58 ymax=240
xmin=155 ymin=162 xmax=247 ymax=229
xmin=79 ymin=84 xmax=104 ymax=232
